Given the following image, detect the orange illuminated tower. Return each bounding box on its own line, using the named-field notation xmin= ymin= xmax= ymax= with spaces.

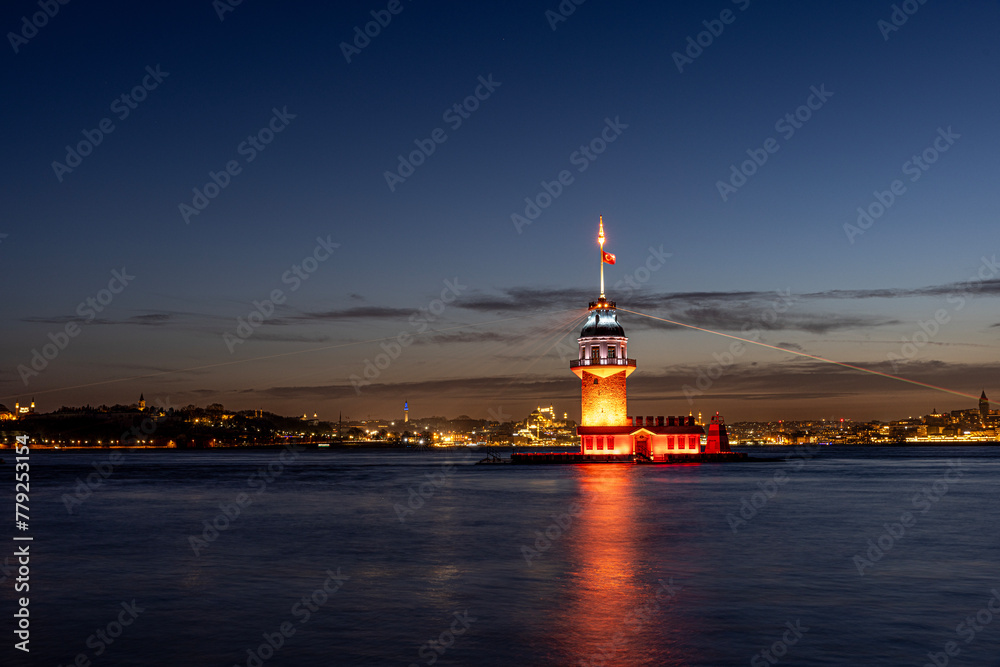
xmin=571 ymin=217 xmax=635 ymax=427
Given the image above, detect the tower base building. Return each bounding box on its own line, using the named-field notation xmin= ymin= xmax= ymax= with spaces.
xmin=507 ymin=218 xmax=745 ymax=465
xmin=568 ymin=218 xmax=736 ymax=461
xmin=572 ymin=297 xmax=733 ymax=460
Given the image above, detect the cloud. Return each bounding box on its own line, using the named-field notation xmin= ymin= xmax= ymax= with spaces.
xmin=237 ymin=359 xmax=1000 ymax=418
xmin=251 ymin=332 xmax=334 ymax=344
xmin=22 ymin=311 xmax=174 ymax=326
xmin=809 ymin=338 xmax=995 ymax=348
xmin=127 ymin=313 xmax=171 ymax=325
xmin=414 ymin=331 xmax=510 ymax=345
xmin=456 ymin=274 xmax=1000 ymax=316
xmin=633 ymin=359 xmax=1000 ymax=405
xmin=658 ymin=305 xmax=899 ymax=334
xmin=251 ymin=375 xmax=578 ymax=401
xmin=22 ymin=314 xmax=104 ymax=325
xmin=459 ymin=287 xmax=591 ymax=312
xmin=806 ymin=278 xmax=1000 ymax=301
xmin=445 ymin=278 xmax=1000 ymax=336
xmin=291 ymin=306 xmax=415 ymax=321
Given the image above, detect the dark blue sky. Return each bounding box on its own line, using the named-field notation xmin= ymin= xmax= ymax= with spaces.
xmin=3 ymin=0 xmax=999 ymax=421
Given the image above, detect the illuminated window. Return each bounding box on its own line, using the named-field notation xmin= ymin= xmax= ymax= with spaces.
xmin=585 ymin=437 xmax=593 ymax=450
xmin=607 ymin=436 xmax=614 ymax=449
xmin=591 ymin=346 xmax=600 ymax=361
xmin=608 ymin=346 xmax=616 ymax=359
xmin=597 ymin=437 xmax=604 ymax=450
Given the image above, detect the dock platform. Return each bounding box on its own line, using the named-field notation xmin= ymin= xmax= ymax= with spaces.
xmin=497 ymin=452 xmax=751 ymax=464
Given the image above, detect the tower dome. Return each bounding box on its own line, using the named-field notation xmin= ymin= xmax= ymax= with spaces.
xmin=580 ymin=298 xmax=626 ymax=337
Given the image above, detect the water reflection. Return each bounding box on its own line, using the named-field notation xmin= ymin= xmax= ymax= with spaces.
xmin=550 ymin=465 xmax=686 ymax=666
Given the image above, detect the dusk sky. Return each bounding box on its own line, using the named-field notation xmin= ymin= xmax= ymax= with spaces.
xmin=3 ymin=0 xmax=999 ymax=422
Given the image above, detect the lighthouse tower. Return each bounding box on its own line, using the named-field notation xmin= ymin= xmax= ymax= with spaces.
xmin=571 ymin=299 xmax=636 ymax=426
xmin=505 ymin=216 xmax=745 ymax=464
xmin=571 ymin=218 xmax=635 ymax=428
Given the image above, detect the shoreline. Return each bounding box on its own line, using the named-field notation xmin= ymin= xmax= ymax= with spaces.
xmin=3 ymin=441 xmax=999 ymax=452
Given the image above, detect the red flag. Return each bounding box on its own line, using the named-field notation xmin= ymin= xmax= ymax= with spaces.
xmin=602 ymin=251 xmax=616 ymax=265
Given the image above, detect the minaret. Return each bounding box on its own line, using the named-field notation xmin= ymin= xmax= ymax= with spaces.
xmin=139 ymin=393 xmax=146 ymax=411
xmin=571 ymin=218 xmax=634 ymax=427
xmin=979 ymin=390 xmax=989 ymax=425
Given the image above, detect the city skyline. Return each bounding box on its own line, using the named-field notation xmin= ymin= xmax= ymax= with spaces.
xmin=3 ymin=1 xmax=999 ymax=422
xmin=1 ymin=382 xmax=993 ymax=429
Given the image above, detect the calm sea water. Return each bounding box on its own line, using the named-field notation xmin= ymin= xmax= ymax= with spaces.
xmin=4 ymin=446 xmax=1000 ymax=666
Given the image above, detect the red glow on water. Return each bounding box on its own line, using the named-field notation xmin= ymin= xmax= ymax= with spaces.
xmin=547 ymin=465 xmax=686 ymax=665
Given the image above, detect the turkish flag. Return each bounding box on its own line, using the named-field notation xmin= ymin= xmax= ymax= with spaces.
xmin=602 ymin=251 xmax=616 ymax=265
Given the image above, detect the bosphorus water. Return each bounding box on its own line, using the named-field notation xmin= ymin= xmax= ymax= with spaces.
xmin=6 ymin=446 xmax=1000 ymax=666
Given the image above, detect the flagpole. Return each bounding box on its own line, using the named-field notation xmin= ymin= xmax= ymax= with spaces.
xmin=598 ymin=216 xmax=605 ymax=299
